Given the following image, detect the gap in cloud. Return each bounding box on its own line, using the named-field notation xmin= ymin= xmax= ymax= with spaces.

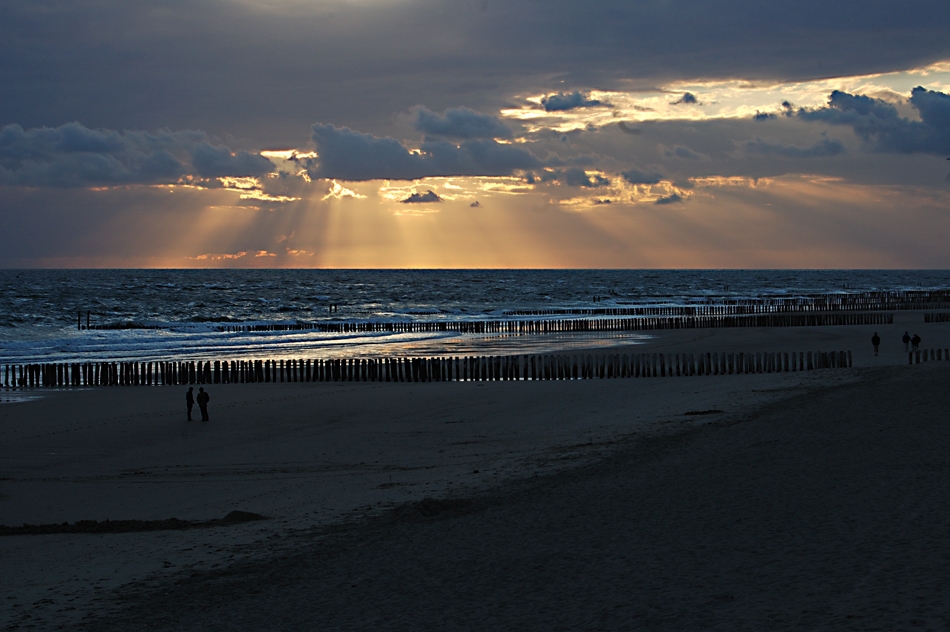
xmin=501 ymin=61 xmax=950 ymax=133
xmin=374 ymin=176 xmax=530 ymax=212
xmin=554 ymin=175 xmax=689 ymax=211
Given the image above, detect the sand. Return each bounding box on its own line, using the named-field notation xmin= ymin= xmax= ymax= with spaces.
xmin=2 ymin=319 xmax=949 ymax=630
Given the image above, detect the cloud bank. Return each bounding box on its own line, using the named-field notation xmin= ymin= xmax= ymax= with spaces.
xmin=413 ymin=107 xmax=513 ymax=139
xmin=743 ymin=137 xmax=846 ymax=158
xmin=0 ymin=122 xmax=275 ymax=187
xmin=541 ymin=91 xmax=605 ymax=112
xmin=309 ymin=123 xmax=543 ymax=181
xmin=798 ymin=87 xmax=950 ymax=155
xmin=621 ymin=168 xmax=664 ymax=185
xmin=3 ymin=0 xmax=950 ymax=145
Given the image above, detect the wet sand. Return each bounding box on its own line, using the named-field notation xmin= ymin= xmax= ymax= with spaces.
xmin=2 ymin=319 xmax=949 ymax=630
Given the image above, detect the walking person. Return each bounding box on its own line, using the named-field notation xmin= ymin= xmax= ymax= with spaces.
xmin=911 ymin=334 xmax=921 ymax=351
xmin=185 ymin=386 xmax=195 ymax=421
xmin=871 ymin=332 xmax=881 ymax=356
xmin=902 ymin=331 xmax=911 ymax=352
xmin=197 ymin=387 xmax=210 ymax=421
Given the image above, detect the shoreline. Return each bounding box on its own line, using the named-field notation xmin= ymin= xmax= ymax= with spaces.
xmin=2 ymin=306 xmax=948 ymax=367
xmin=2 ymin=309 xmax=946 ymax=374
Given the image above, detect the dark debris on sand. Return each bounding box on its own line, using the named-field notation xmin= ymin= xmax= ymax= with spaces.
xmin=0 ymin=510 xmax=267 ymax=536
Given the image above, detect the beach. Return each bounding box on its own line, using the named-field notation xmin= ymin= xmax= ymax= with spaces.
xmin=2 ymin=320 xmax=949 ymax=630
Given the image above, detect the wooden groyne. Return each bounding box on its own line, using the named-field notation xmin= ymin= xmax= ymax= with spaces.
xmin=75 ymin=290 xmax=950 ymax=331
xmin=505 ymin=290 xmax=950 ymax=316
xmin=909 ymin=349 xmax=950 ymax=364
xmin=210 ymin=312 xmax=892 ymax=335
xmin=2 ymin=350 xmax=851 ymax=389
xmin=923 ymin=313 xmax=950 ymax=323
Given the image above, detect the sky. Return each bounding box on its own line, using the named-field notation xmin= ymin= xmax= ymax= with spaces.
xmin=1 ymin=0 xmax=949 ymax=268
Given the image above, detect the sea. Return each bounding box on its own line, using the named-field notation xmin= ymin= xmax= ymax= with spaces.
xmin=1 ymin=269 xmax=949 ymax=365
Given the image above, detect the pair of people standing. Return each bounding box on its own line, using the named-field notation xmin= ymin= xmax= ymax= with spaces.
xmin=903 ymin=331 xmax=921 ymax=351
xmin=185 ymin=386 xmax=210 ymax=421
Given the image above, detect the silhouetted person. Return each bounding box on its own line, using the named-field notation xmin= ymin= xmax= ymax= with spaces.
xmin=912 ymin=334 xmax=921 ymax=351
xmin=185 ymin=387 xmax=195 ymax=421
xmin=902 ymin=331 xmax=911 ymax=352
xmin=197 ymin=387 xmax=210 ymax=421
xmin=871 ymin=332 xmax=880 ymax=356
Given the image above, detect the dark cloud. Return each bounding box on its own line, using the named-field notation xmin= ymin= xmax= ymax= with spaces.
xmin=617 ymin=122 xmax=643 ymax=135
xmin=189 ymin=143 xmax=276 ymax=178
xmin=541 ymin=91 xmax=605 ymax=112
xmin=753 ymin=111 xmax=776 ymax=121
xmin=413 ymin=106 xmax=513 ymax=139
xmin=564 ymin=167 xmax=610 ymax=187
xmin=620 ymin=168 xmax=664 ymax=185
xmin=2 ymin=1 xmax=950 ymax=146
xmin=470 ymin=200 xmax=481 ymax=207
xmin=523 ymin=171 xmax=548 ymax=185
xmin=663 ymin=145 xmax=707 ymax=160
xmin=401 ymin=190 xmax=442 ymax=203
xmin=592 ymin=198 xmax=612 ymax=204
xmin=655 ymin=192 xmax=683 ymax=205
xmin=0 ymin=122 xmax=274 ymax=187
xmin=310 ymin=123 xmax=544 ymax=180
xmin=672 ymin=92 xmax=700 ymax=105
xmin=743 ymin=136 xmax=845 ymax=158
xmin=797 ymin=87 xmax=950 ymax=154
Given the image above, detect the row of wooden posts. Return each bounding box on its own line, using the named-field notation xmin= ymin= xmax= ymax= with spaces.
xmin=923 ymin=313 xmax=950 ymax=323
xmin=209 ymin=312 xmax=892 ymax=335
xmin=909 ymin=349 xmax=950 ymax=364
xmin=505 ymin=291 xmax=950 ymax=316
xmin=3 ymin=350 xmax=852 ymax=389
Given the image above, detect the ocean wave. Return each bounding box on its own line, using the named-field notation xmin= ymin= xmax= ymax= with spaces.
xmin=1 ymin=269 xmax=949 ymax=362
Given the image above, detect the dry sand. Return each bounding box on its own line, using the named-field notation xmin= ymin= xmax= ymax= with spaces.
xmin=2 ymin=319 xmax=949 ymax=630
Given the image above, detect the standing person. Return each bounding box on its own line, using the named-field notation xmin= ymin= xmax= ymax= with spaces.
xmin=902 ymin=331 xmax=911 ymax=352
xmin=912 ymin=334 xmax=921 ymax=351
xmin=197 ymin=387 xmax=210 ymax=421
xmin=871 ymin=332 xmax=881 ymax=356
xmin=185 ymin=387 xmax=195 ymax=421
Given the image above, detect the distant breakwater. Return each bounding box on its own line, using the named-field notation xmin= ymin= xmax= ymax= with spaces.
xmin=4 ymin=350 xmax=853 ymax=389
xmin=76 ymin=287 xmax=950 ymax=332
xmin=505 ymin=290 xmax=950 ymax=316
xmin=81 ymin=312 xmax=895 ymax=333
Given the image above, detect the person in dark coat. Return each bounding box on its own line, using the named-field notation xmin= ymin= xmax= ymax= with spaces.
xmin=197 ymin=387 xmax=210 ymax=421
xmin=911 ymin=334 xmax=921 ymax=351
xmin=902 ymin=331 xmax=911 ymax=352
xmin=871 ymin=332 xmax=880 ymax=356
xmin=185 ymin=387 xmax=195 ymax=421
